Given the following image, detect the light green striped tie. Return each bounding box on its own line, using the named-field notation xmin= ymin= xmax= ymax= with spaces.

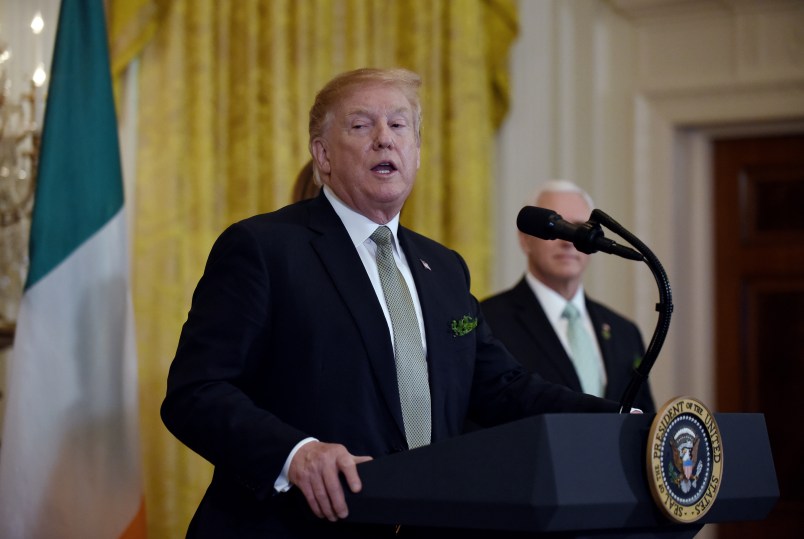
xmin=562 ymin=302 xmax=604 ymax=397
xmin=371 ymin=226 xmax=431 ymax=448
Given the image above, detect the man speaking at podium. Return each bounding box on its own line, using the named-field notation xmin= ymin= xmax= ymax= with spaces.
xmin=161 ymin=68 xmax=623 ymax=538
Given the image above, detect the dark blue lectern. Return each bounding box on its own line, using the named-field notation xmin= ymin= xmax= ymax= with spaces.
xmin=344 ymin=413 xmax=778 ymax=538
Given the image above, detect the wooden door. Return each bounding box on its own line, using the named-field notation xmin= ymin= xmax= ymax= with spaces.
xmin=713 ymin=133 xmax=804 ymax=538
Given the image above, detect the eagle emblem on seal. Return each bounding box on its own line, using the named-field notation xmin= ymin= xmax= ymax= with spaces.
xmin=668 ymin=428 xmax=703 ymax=494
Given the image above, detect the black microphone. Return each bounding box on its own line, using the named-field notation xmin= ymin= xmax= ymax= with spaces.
xmin=517 ymin=206 xmax=643 ymax=261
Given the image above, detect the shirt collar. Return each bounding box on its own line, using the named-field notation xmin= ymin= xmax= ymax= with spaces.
xmin=524 ymin=272 xmax=588 ymax=323
xmin=323 ymin=185 xmax=401 ymax=248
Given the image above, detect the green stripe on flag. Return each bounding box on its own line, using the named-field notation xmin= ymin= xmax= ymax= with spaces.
xmin=26 ymin=0 xmax=124 ymax=289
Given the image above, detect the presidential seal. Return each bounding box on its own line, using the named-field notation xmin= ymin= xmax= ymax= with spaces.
xmin=646 ymin=396 xmax=724 ymax=523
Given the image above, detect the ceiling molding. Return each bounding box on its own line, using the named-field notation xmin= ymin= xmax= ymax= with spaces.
xmin=607 ymin=0 xmax=799 ymax=21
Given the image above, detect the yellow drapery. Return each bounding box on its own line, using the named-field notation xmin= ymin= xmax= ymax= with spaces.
xmin=110 ymin=1 xmax=518 ymax=536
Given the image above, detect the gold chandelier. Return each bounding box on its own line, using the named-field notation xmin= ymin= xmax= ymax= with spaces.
xmin=0 ymin=13 xmax=47 ymax=348
xmin=0 ymin=49 xmax=40 ymax=228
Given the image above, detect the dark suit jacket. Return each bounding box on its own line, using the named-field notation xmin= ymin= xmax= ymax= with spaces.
xmin=481 ymin=277 xmax=655 ymax=414
xmin=161 ymin=193 xmax=620 ymax=538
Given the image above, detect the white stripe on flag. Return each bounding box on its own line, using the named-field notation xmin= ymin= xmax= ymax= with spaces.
xmin=0 ymin=209 xmax=143 ymax=538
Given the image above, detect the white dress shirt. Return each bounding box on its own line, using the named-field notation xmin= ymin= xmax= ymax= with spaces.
xmin=274 ymin=186 xmax=427 ymax=492
xmin=324 ymin=186 xmax=427 ymax=353
xmin=523 ymin=272 xmax=607 ymax=390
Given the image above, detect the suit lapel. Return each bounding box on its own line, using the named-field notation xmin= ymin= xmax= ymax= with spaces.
xmin=396 ymin=229 xmax=444 ymax=440
xmin=306 ymin=196 xmax=406 ymax=438
xmin=511 ymin=279 xmax=583 ymax=390
xmin=587 ymin=298 xmax=621 ymax=400
xmin=587 ymin=299 xmax=614 ymax=371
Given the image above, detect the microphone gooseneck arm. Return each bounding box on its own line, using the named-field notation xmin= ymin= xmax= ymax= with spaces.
xmin=587 ymin=209 xmax=674 ymax=413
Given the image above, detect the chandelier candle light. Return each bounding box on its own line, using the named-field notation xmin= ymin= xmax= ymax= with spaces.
xmin=0 ymin=9 xmax=49 ymax=346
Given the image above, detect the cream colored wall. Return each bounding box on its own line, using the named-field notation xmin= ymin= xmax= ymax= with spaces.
xmin=494 ymin=0 xmax=639 ymax=303
xmin=495 ymin=0 xmax=804 ymax=413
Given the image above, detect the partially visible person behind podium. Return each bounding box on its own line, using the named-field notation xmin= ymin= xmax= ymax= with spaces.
xmin=161 ymin=69 xmax=625 ymax=538
xmin=291 ymin=158 xmax=321 ymax=202
xmin=482 ymin=180 xmax=655 ymax=413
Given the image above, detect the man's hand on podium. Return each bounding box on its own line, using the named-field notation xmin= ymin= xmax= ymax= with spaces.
xmin=288 ymin=441 xmax=373 ymax=522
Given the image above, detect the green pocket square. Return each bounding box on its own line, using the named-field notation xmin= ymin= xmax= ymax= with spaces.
xmin=450 ymin=315 xmax=478 ymax=337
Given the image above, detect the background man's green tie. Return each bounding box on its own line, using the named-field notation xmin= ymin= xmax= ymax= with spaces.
xmin=562 ymin=302 xmax=604 ymax=397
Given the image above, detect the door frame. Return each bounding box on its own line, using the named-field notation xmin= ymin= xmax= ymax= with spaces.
xmin=630 ymin=85 xmax=804 ymax=410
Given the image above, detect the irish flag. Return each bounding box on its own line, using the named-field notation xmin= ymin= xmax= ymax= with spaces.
xmin=0 ymin=0 xmax=146 ymax=537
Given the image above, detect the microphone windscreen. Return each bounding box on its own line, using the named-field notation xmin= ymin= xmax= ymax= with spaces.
xmin=516 ymin=206 xmax=558 ymax=240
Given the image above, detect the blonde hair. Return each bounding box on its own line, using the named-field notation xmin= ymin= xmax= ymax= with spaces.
xmin=308 ymin=67 xmax=423 ymax=150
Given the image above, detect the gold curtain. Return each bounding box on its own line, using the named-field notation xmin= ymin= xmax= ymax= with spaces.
xmin=110 ymin=0 xmax=517 ymax=536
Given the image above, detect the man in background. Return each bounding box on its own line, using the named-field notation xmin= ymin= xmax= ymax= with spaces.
xmin=482 ymin=180 xmax=655 ymax=412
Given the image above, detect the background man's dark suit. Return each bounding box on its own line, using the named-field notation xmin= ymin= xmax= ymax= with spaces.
xmin=161 ymin=194 xmax=619 ymax=538
xmin=481 ymin=278 xmax=655 ymax=413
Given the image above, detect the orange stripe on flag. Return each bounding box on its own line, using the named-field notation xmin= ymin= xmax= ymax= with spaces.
xmin=120 ymin=498 xmax=147 ymax=539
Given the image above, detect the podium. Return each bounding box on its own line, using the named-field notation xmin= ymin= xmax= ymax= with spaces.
xmin=344 ymin=413 xmax=778 ymax=538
